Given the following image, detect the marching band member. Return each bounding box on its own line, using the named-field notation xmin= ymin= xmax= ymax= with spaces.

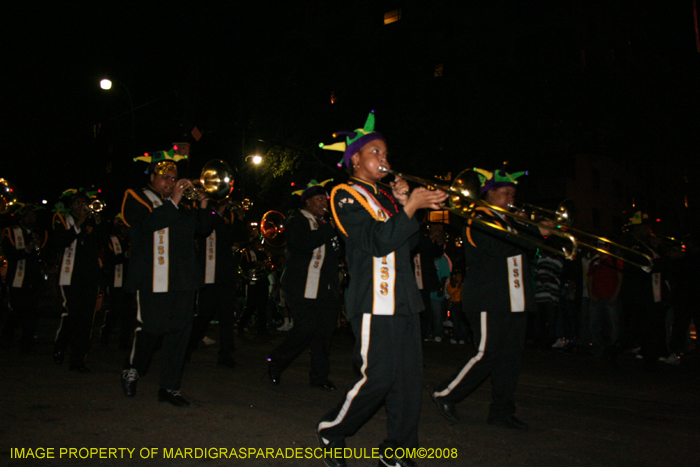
xmin=189 ymin=199 xmax=248 ymax=368
xmin=0 ymin=203 xmax=47 ymax=354
xmin=120 ymin=149 xmax=213 ymax=406
xmin=316 ymin=111 xmax=447 ymax=467
xmin=51 ymin=189 xmax=108 ymax=372
xmin=431 ymin=166 xmax=550 ymax=431
xmin=267 ymin=179 xmax=341 ymax=391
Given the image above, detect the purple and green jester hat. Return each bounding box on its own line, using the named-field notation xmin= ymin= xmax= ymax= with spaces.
xmin=474 ymin=164 xmax=528 ymax=195
xmin=293 ymin=179 xmax=334 ymax=204
xmin=133 ymin=147 xmax=188 ymax=175
xmin=319 ymin=110 xmax=385 ymax=168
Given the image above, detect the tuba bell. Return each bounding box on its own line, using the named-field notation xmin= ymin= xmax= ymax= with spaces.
xmin=260 ymin=210 xmax=286 ymax=248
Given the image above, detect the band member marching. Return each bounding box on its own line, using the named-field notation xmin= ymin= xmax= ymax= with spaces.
xmin=120 ymin=149 xmax=214 ymax=406
xmin=431 ymin=166 xmax=551 ymax=431
xmin=267 ymin=179 xmax=341 ymax=391
xmin=51 ymin=188 xmax=109 ymax=372
xmin=1 ymin=203 xmax=47 ymax=354
xmin=316 ymin=111 xmax=447 ymax=467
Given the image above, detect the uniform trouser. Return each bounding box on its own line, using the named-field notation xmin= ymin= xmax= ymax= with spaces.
xmin=433 ymin=310 xmax=526 ymax=418
xmin=2 ymin=286 xmax=40 ymax=351
xmin=239 ymin=282 xmax=269 ymax=333
xmin=129 ymin=290 xmax=195 ymax=391
xmin=192 ymin=282 xmax=237 ymax=357
xmin=269 ymin=294 xmax=338 ymax=384
xmin=318 ymin=313 xmax=423 ymax=452
xmin=101 ymin=287 xmax=137 ymax=347
xmin=55 ymin=284 xmax=100 ymax=367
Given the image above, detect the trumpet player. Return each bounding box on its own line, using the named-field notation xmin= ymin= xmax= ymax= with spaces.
xmin=120 ymin=150 xmax=213 ymax=406
xmin=0 ymin=203 xmax=47 ymax=354
xmin=51 ymin=189 xmax=109 ymax=372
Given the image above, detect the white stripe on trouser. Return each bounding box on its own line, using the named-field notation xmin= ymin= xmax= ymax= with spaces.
xmin=55 ymin=286 xmax=69 ymax=342
xmin=318 ymin=314 xmax=372 ymax=432
xmin=129 ymin=290 xmax=143 ymax=365
xmin=435 ymin=311 xmax=487 ymax=398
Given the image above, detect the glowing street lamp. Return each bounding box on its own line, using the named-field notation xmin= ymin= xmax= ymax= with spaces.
xmin=246 ymin=155 xmax=263 ymax=165
xmin=99 ymin=79 xmax=113 ymax=90
xmin=99 ymin=77 xmax=135 ymax=140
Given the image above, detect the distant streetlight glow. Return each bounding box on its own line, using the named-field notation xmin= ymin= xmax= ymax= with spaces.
xmin=246 ymin=155 xmax=263 ymax=165
xmin=100 ymin=79 xmax=113 ymax=90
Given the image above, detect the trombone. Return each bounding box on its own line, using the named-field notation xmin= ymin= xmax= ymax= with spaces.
xmin=379 ymin=166 xmax=653 ymax=272
xmin=183 ymin=159 xmax=234 ymax=201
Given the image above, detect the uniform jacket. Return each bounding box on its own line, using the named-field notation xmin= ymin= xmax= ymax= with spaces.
xmin=463 ymin=206 xmax=540 ymax=314
xmin=49 ymin=212 xmax=107 ymax=288
xmin=330 ymin=177 xmax=421 ymax=320
xmin=121 ymin=187 xmax=213 ymax=293
xmin=197 ymin=210 xmax=247 ymax=285
xmin=280 ymin=207 xmax=340 ymax=300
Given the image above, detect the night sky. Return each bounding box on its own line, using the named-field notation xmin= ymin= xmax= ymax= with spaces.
xmin=5 ymin=0 xmax=700 ymax=223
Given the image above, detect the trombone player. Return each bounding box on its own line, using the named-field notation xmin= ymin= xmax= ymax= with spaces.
xmin=431 ymin=166 xmax=552 ymax=431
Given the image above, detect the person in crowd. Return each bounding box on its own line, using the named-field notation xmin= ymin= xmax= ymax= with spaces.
xmin=120 ymin=149 xmax=213 ymax=406
xmin=411 ymin=214 xmax=443 ymax=341
xmin=99 ymin=214 xmax=136 ymax=350
xmin=431 ymin=166 xmax=551 ymax=431
xmin=533 ymin=246 xmax=566 ymax=349
xmin=587 ymin=241 xmax=623 ymax=357
xmin=51 ymin=189 xmax=108 ymax=372
xmin=189 ymin=199 xmax=248 ymax=368
xmin=445 ymin=270 xmax=469 ymax=345
xmin=316 ymin=111 xmax=448 ymax=467
xmin=430 ymin=243 xmax=452 ymax=343
xmin=0 ymin=203 xmax=47 ymax=354
xmin=267 ymin=179 xmax=341 ymax=391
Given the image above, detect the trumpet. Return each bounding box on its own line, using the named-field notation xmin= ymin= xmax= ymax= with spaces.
xmin=378 ymin=166 xmax=653 ymax=272
xmin=183 ymin=159 xmax=234 ymax=201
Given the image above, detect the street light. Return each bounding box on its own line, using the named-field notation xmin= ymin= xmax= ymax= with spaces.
xmin=246 ymin=155 xmax=263 ymax=165
xmin=99 ymin=77 xmax=135 ymax=140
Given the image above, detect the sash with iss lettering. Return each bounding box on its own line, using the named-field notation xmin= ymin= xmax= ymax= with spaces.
xmin=109 ymin=235 xmax=124 ymax=288
xmin=484 ymin=210 xmax=526 ymax=312
xmin=350 ymin=185 xmax=397 ymax=315
xmin=143 ymin=190 xmax=170 ymax=293
xmin=58 ymin=215 xmax=79 ymax=286
xmin=299 ymin=209 xmax=326 ymax=299
xmin=10 ymin=227 xmax=26 ymax=288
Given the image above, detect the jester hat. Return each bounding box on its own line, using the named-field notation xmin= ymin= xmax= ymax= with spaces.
xmin=627 ymin=210 xmax=651 ymax=226
xmin=293 ymin=179 xmax=334 ymax=204
xmin=319 ymin=110 xmax=385 ymax=168
xmin=474 ymin=166 xmax=528 ymax=194
xmin=133 ymin=147 xmax=188 ymax=175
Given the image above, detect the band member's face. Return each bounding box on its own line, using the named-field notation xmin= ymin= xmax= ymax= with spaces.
xmin=70 ymin=197 xmax=90 ymax=217
xmin=485 ymin=186 xmax=516 ymax=210
xmin=150 ymin=171 xmax=178 ymax=198
xmin=305 ymin=194 xmax=328 ymax=218
xmin=351 ymin=139 xmax=388 ymax=183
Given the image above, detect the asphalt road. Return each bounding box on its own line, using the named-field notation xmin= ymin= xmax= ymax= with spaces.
xmin=1 ymin=308 xmax=698 ymax=467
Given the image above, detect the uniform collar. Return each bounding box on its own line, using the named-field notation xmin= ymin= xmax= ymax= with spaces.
xmin=349 ymin=177 xmax=378 ymax=194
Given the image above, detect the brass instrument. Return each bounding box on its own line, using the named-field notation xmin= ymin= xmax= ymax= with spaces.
xmin=228 ymin=198 xmax=252 ymax=211
xmin=379 ymin=166 xmax=653 ymax=272
xmin=88 ymin=199 xmax=106 ymax=214
xmin=260 ymin=210 xmax=286 ymax=248
xmin=183 ymin=159 xmax=234 ymax=201
xmin=0 ymin=178 xmax=19 ymax=215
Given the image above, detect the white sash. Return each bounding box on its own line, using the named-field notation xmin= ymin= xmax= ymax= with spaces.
xmin=413 ymin=254 xmax=423 ymax=290
xmin=300 ymin=209 xmax=326 ymax=299
xmin=11 ymin=227 xmax=26 ymax=288
xmin=205 ymin=231 xmax=216 ymax=284
xmin=652 ymin=273 xmax=662 ymax=303
xmin=350 ymin=185 xmax=396 ymax=315
xmin=507 ymin=254 xmax=525 ymax=312
xmin=110 ymin=235 xmax=124 ymax=288
xmin=143 ymin=190 xmax=169 ymax=292
xmin=59 ymin=215 xmax=78 ymax=286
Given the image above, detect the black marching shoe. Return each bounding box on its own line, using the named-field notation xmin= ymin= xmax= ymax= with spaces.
xmin=158 ymin=388 xmax=190 ymax=407
xmin=430 ymin=391 xmax=460 ymax=424
xmin=121 ymin=368 xmax=139 ymax=397
xmin=316 ymin=428 xmax=347 ymax=467
xmin=310 ymin=380 xmax=337 ymax=392
xmin=487 ymin=414 xmax=528 ymax=431
xmin=379 ymin=454 xmax=418 ymax=467
xmin=267 ymin=358 xmax=281 ymax=385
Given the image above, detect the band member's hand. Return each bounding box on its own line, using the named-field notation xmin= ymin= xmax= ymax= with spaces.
xmin=538 ymin=219 xmax=554 ymax=237
xmin=172 ymin=178 xmax=190 ymax=205
xmin=403 ymin=187 xmax=449 ymax=218
xmin=391 ymin=176 xmax=410 ymax=205
xmin=197 ymin=191 xmax=208 ymax=209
